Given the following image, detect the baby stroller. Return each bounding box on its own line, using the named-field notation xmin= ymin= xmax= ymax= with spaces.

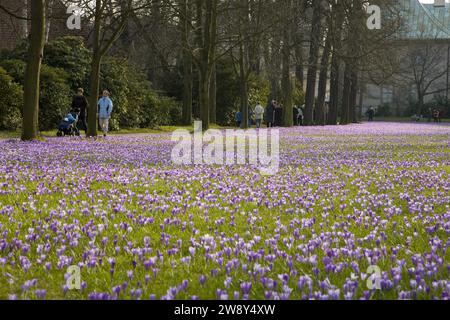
xmin=57 ymin=111 xmax=80 ymax=137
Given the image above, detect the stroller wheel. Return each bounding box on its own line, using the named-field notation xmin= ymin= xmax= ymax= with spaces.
xmin=57 ymin=131 xmax=63 ymax=137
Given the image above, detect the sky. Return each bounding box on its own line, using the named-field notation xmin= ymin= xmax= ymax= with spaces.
xmin=418 ymin=0 xmax=449 ymax=3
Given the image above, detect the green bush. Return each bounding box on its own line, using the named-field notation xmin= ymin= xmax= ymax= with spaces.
xmin=215 ymin=58 xmax=240 ymax=126
xmin=1 ymin=37 xmax=180 ymax=131
xmin=377 ymin=103 xmax=392 ymax=117
xmin=43 ymin=37 xmax=91 ymax=91
xmin=0 ymin=59 xmax=26 ymax=83
xmin=100 ymin=57 xmax=181 ymax=129
xmin=39 ymin=66 xmax=71 ymax=131
xmin=0 ymin=67 xmax=23 ymax=130
xmin=293 ymin=83 xmax=305 ymax=107
xmin=137 ymin=93 xmax=180 ymax=128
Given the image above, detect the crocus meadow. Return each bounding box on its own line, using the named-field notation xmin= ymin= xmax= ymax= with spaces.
xmin=0 ymin=122 xmax=449 ymax=300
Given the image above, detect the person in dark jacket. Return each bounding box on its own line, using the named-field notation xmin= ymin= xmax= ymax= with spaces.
xmin=235 ymin=110 xmax=242 ymax=128
xmin=274 ymin=101 xmax=283 ymax=127
xmin=71 ymin=88 xmax=88 ymax=133
xmin=293 ymin=105 xmax=299 ymax=126
xmin=266 ymin=100 xmax=275 ymax=127
xmin=367 ymin=106 xmax=375 ymax=122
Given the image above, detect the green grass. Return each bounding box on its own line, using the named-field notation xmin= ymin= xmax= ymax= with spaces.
xmin=0 ymin=125 xmax=449 ymax=300
xmin=0 ymin=124 xmax=234 ymax=140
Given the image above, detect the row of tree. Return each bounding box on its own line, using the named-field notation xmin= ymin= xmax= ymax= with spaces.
xmin=5 ymin=0 xmax=404 ymax=140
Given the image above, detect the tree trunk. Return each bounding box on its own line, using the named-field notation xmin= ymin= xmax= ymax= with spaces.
xmin=295 ymin=41 xmax=304 ymax=92
xmin=21 ymin=0 xmax=28 ymax=37
xmin=240 ymin=79 xmax=248 ymax=129
xmin=328 ymin=52 xmax=340 ymax=125
xmin=294 ymin=0 xmax=306 ymax=91
xmin=194 ymin=0 xmax=217 ymax=131
xmin=316 ymin=34 xmax=331 ymax=126
xmin=199 ymin=69 xmax=210 ymax=130
xmin=264 ymin=37 xmax=281 ymax=100
xmin=22 ymin=0 xmax=45 ymax=141
xmin=350 ymin=72 xmax=359 ymax=123
xmin=182 ymin=51 xmax=193 ymax=125
xmin=181 ymin=0 xmax=193 ymax=125
xmin=417 ymin=92 xmax=424 ymax=115
xmin=87 ymin=0 xmax=102 ymax=137
xmin=359 ymin=81 xmax=364 ymax=119
xmin=209 ymin=62 xmax=216 ymax=124
xmin=239 ymin=42 xmax=249 ymax=129
xmin=281 ymin=1 xmax=293 ymax=127
xmin=304 ymin=0 xmax=322 ymax=126
xmin=327 ymin=0 xmax=344 ymax=125
xmin=45 ymin=0 xmax=53 ymax=43
xmin=341 ymin=65 xmax=351 ymax=125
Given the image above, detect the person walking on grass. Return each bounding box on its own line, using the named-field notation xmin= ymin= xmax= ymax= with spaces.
xmin=266 ymin=100 xmax=275 ymax=128
xmin=98 ymin=90 xmax=113 ymax=137
xmin=235 ymin=110 xmax=242 ymax=128
xmin=71 ymin=88 xmax=88 ymax=134
xmin=367 ymin=106 xmax=375 ymax=122
xmin=254 ymin=102 xmax=264 ymax=129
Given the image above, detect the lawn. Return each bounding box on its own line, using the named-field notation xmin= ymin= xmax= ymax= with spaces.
xmin=0 ymin=122 xmax=449 ymax=300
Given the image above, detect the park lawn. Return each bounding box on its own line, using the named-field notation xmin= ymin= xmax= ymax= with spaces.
xmin=0 ymin=122 xmax=449 ymax=300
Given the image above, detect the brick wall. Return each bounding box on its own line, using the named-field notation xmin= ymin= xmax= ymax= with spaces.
xmin=0 ymin=0 xmax=28 ymax=50
xmin=47 ymin=1 xmax=90 ymax=42
xmin=0 ymin=0 xmax=90 ymax=52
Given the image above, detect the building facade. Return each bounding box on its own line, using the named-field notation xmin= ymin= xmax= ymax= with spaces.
xmin=362 ymin=0 xmax=450 ymax=116
xmin=0 ymin=0 xmax=89 ymax=51
xmin=0 ymin=0 xmax=28 ymax=50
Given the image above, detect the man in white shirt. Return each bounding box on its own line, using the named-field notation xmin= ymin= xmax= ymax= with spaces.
xmin=254 ymin=102 xmax=265 ymax=128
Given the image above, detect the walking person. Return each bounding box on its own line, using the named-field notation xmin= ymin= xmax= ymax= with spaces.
xmin=71 ymin=88 xmax=88 ymax=134
xmin=293 ymin=105 xmax=299 ymax=126
xmin=298 ymin=105 xmax=304 ymax=126
xmin=266 ymin=100 xmax=275 ymax=128
xmin=98 ymin=90 xmax=113 ymax=137
xmin=274 ymin=101 xmax=283 ymax=127
xmin=254 ymin=102 xmax=265 ymax=129
xmin=433 ymin=109 xmax=440 ymax=123
xmin=367 ymin=106 xmax=375 ymax=122
xmin=235 ymin=110 xmax=242 ymax=128
xmin=248 ymin=108 xmax=254 ymax=127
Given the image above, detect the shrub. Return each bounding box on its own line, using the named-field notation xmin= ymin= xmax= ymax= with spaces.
xmin=0 ymin=67 xmax=23 ymax=130
xmin=43 ymin=37 xmax=91 ymax=91
xmin=39 ymin=66 xmax=71 ymax=131
xmin=0 ymin=37 xmax=180 ymax=131
xmin=377 ymin=103 xmax=392 ymax=117
xmin=139 ymin=93 xmax=181 ymax=128
xmin=215 ymin=58 xmax=240 ymax=126
xmin=0 ymin=59 xmax=71 ymax=131
xmin=0 ymin=59 xmax=26 ymax=84
xmin=293 ymin=83 xmax=305 ymax=107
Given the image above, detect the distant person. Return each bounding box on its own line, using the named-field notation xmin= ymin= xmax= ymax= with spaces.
xmin=71 ymin=88 xmax=88 ymax=133
xmin=98 ymin=90 xmax=113 ymax=137
xmin=266 ymin=100 xmax=275 ymax=128
xmin=274 ymin=101 xmax=283 ymax=127
xmin=367 ymin=106 xmax=375 ymax=122
xmin=433 ymin=109 xmax=440 ymax=123
xmin=254 ymin=102 xmax=264 ymax=129
xmin=248 ymin=108 xmax=254 ymax=127
xmin=428 ymin=107 xmax=433 ymax=122
xmin=235 ymin=110 xmax=242 ymax=128
xmin=293 ymin=105 xmax=299 ymax=126
xmin=298 ymin=105 xmax=304 ymax=126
